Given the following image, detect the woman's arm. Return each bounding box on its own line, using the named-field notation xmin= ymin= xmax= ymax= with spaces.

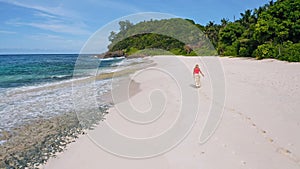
xmin=199 ymin=69 xmax=204 ymax=77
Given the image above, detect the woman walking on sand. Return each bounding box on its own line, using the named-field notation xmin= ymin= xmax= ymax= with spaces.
xmin=193 ymin=64 xmax=204 ymax=88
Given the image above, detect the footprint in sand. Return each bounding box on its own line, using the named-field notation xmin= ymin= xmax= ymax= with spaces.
xmin=260 ymin=130 xmax=266 ymax=134
xmin=277 ymin=147 xmax=292 ymax=155
xmin=241 ymin=160 xmax=246 ymax=165
xmin=275 ymin=147 xmax=300 ymax=164
xmin=228 ymin=108 xmax=235 ymax=112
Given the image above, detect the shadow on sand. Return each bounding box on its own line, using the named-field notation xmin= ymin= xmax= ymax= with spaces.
xmin=190 ymin=84 xmax=200 ymax=89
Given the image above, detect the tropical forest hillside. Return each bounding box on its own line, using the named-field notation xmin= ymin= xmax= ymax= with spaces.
xmin=108 ymin=0 xmax=300 ymax=61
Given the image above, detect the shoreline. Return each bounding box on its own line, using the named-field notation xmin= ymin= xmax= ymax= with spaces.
xmin=43 ymin=56 xmax=300 ymax=169
xmin=0 ymin=57 xmax=153 ymax=168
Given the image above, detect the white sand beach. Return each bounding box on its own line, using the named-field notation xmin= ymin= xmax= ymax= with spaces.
xmin=43 ymin=56 xmax=300 ymax=169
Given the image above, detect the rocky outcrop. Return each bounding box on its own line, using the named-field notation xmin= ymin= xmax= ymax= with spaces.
xmin=97 ymin=50 xmax=126 ymax=58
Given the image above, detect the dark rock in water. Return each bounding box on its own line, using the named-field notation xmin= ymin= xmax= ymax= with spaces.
xmin=95 ymin=50 xmax=147 ymax=59
xmin=97 ymin=50 xmax=126 ymax=59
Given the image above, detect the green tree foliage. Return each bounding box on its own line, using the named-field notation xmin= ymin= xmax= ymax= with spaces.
xmin=278 ymin=41 xmax=300 ymax=62
xmin=111 ymin=33 xmax=186 ymax=55
xmin=107 ymin=0 xmax=299 ymax=61
xmin=219 ymin=0 xmax=300 ymax=61
xmin=108 ymin=18 xmax=214 ymax=56
xmin=218 ymin=22 xmax=246 ymax=56
xmin=203 ymin=21 xmax=221 ymax=49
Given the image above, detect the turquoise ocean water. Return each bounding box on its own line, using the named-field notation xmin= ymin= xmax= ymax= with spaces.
xmin=0 ymin=54 xmax=144 ymax=133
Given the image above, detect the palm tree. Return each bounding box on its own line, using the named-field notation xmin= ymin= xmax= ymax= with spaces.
xmin=221 ymin=18 xmax=229 ymax=27
xmin=204 ymin=21 xmax=220 ymax=48
xmin=240 ymin=9 xmax=252 ymax=28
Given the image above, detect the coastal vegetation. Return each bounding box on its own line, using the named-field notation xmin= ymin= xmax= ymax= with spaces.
xmin=108 ymin=0 xmax=300 ymax=62
xmin=107 ymin=18 xmax=215 ymax=56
